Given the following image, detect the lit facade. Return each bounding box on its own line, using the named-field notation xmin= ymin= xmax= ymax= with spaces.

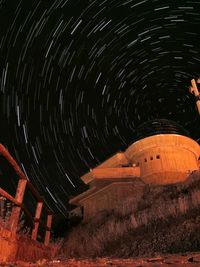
xmin=70 ymin=79 xmax=200 ymax=220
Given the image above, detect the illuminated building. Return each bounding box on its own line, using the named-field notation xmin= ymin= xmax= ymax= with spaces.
xmin=70 ymin=79 xmax=200 ymax=220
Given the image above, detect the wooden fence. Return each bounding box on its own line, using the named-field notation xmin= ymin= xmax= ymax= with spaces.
xmin=0 ymin=144 xmax=52 ymax=246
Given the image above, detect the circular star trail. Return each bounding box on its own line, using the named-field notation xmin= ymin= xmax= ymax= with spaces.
xmin=0 ymin=0 xmax=200 ymax=215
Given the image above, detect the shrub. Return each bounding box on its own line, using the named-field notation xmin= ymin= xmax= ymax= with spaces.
xmin=60 ymin=171 xmax=200 ymax=258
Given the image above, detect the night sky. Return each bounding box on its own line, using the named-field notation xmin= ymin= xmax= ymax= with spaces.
xmin=0 ymin=0 xmax=200 ymax=216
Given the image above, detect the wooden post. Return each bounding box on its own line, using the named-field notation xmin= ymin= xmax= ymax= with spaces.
xmin=31 ymin=202 xmax=43 ymax=240
xmin=9 ymin=179 xmax=27 ymax=233
xmin=44 ymin=214 xmax=52 ymax=246
xmin=189 ymin=79 xmax=200 ymax=115
xmin=0 ymin=196 xmax=5 ymax=217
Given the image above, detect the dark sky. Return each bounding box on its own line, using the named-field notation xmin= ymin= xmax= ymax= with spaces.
xmin=0 ymin=0 xmax=200 ymax=215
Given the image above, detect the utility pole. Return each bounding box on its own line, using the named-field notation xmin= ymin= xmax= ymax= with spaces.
xmin=189 ymin=78 xmax=200 ymax=115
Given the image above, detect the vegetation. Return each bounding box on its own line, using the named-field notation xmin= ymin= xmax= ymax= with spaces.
xmin=0 ymin=198 xmax=31 ymax=236
xmin=60 ymin=171 xmax=200 ymax=258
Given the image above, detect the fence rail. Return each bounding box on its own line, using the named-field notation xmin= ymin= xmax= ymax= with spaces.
xmin=0 ymin=144 xmax=52 ymax=246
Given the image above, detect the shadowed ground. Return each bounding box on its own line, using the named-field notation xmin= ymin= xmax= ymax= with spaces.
xmin=5 ymin=247 xmax=200 ymax=266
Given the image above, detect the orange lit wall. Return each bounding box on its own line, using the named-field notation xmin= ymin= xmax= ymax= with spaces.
xmin=125 ymin=134 xmax=200 ymax=184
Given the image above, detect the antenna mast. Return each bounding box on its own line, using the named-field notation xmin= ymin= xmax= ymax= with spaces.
xmin=189 ymin=79 xmax=200 ymax=115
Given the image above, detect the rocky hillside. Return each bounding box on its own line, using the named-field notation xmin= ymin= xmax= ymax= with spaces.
xmin=60 ymin=171 xmax=200 ymax=258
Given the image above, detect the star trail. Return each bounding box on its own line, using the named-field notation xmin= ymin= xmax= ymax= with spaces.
xmin=0 ymin=0 xmax=200 ymax=215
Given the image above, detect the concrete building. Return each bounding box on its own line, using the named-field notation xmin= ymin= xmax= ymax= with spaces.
xmin=70 ymin=79 xmax=200 ymax=221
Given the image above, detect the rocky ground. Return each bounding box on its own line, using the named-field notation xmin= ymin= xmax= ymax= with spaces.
xmin=2 ymin=252 xmax=200 ymax=266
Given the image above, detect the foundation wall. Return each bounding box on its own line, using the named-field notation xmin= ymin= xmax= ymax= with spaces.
xmin=0 ymin=227 xmax=55 ymax=262
xmin=80 ymin=181 xmax=144 ymax=220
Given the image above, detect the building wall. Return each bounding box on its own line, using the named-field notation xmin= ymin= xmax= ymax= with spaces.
xmin=71 ymin=134 xmax=200 ymax=220
xmin=81 ymin=153 xmax=129 ymax=184
xmin=80 ymin=181 xmax=144 ymax=220
xmin=125 ymin=134 xmax=200 ymax=184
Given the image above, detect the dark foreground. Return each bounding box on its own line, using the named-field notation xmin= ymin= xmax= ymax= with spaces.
xmin=2 ymin=252 xmax=200 ymax=267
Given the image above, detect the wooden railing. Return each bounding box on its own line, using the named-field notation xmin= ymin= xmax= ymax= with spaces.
xmin=0 ymin=144 xmax=52 ymax=246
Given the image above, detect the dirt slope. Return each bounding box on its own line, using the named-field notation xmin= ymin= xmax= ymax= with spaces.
xmin=60 ymin=171 xmax=200 ymax=258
